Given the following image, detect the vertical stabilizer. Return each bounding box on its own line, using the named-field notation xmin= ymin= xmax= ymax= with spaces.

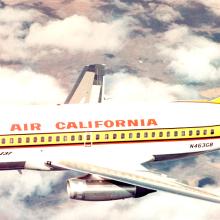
xmin=64 ymin=64 xmax=105 ymax=104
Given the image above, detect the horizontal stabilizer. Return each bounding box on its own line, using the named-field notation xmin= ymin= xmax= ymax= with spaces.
xmin=210 ymin=97 xmax=220 ymax=104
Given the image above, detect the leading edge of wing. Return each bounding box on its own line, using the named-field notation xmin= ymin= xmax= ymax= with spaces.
xmin=53 ymin=160 xmax=220 ymax=203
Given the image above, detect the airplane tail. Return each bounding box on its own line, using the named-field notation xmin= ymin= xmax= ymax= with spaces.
xmin=64 ymin=64 xmax=105 ymax=104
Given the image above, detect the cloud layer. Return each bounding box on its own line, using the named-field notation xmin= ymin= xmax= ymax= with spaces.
xmin=0 ymin=6 xmax=131 ymax=63
xmin=105 ymin=72 xmax=198 ymax=103
xmin=0 ymin=6 xmax=38 ymax=61
xmin=158 ymin=26 xmax=220 ymax=83
xmin=0 ymin=1 xmax=220 ymax=219
xmin=26 ymin=15 xmax=131 ymax=53
xmin=0 ymin=67 xmax=66 ymax=104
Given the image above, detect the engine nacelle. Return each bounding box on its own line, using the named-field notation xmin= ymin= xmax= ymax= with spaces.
xmin=67 ymin=178 xmax=156 ymax=201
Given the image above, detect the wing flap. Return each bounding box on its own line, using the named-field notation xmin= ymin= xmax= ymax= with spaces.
xmin=53 ymin=160 xmax=220 ymax=203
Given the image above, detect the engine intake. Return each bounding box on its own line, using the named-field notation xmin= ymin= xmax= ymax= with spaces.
xmin=67 ymin=178 xmax=155 ymax=201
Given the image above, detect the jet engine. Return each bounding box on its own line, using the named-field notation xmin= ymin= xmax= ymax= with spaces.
xmin=67 ymin=178 xmax=156 ymax=201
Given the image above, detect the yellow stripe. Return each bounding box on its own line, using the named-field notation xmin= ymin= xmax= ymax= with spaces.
xmin=0 ymin=125 xmax=218 ymax=147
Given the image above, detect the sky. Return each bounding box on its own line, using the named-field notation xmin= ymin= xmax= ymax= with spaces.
xmin=0 ymin=0 xmax=220 ymax=219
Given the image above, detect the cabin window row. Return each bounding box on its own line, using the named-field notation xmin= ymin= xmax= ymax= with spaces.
xmin=98 ymin=129 xmax=215 ymax=140
xmin=0 ymin=135 xmax=77 ymax=145
xmin=0 ymin=128 xmax=216 ymax=144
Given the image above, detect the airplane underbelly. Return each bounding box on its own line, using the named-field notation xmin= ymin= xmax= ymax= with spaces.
xmin=0 ymin=138 xmax=219 ymax=170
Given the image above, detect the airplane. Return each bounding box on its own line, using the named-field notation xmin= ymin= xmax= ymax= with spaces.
xmin=1 ymin=64 xmax=220 ymax=203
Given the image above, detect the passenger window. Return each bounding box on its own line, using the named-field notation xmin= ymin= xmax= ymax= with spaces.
xmin=33 ymin=137 xmax=37 ymax=143
xmin=41 ymin=137 xmax=45 ymax=142
xmin=136 ymin=133 xmax=140 ymax=138
xmin=71 ymin=135 xmax=75 ymax=141
xmin=18 ymin=138 xmax=22 ymax=143
xmin=211 ymin=129 xmax=215 ymax=135
xmin=174 ymin=131 xmax=178 ymax=137
xmin=121 ymin=133 xmax=125 ymax=139
xmin=182 ymin=131 xmax=186 ymax=136
xmin=203 ymin=130 xmax=207 ymax=135
xmin=86 ymin=135 xmax=91 ymax=141
xmin=152 ymin=132 xmax=156 ymax=138
xmin=78 ymin=135 xmax=82 ymax=141
xmin=129 ymin=133 xmax=133 ymax=138
xmin=48 ymin=136 xmax=52 ymax=142
xmin=113 ymin=134 xmax=117 ymax=139
xmin=26 ymin=137 xmax=30 ymax=143
xmin=105 ymin=134 xmax=109 ymax=140
xmin=1 ymin=138 xmax=5 ymax=144
xmin=159 ymin=132 xmax=163 ymax=137
xmin=63 ymin=136 xmax=68 ymax=142
xmin=10 ymin=138 xmax=14 ymax=144
xmin=56 ymin=136 xmax=60 ymax=142
xmin=189 ymin=130 xmax=193 ymax=136
xmin=144 ymin=132 xmax=148 ymax=138
xmin=96 ymin=134 xmax=100 ymax=140
xmin=196 ymin=130 xmax=200 ymax=135
xmin=167 ymin=131 xmax=170 ymax=137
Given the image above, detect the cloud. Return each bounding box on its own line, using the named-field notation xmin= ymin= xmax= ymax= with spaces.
xmin=104 ymin=72 xmax=198 ymax=103
xmin=0 ymin=170 xmax=63 ymax=199
xmin=26 ymin=15 xmax=131 ymax=53
xmin=1 ymin=158 xmax=220 ymax=220
xmin=19 ymin=185 xmax=220 ymax=220
xmin=0 ymin=2 xmax=220 ymax=220
xmin=158 ymin=25 xmax=220 ymax=83
xmin=0 ymin=7 xmax=40 ymax=62
xmin=0 ymin=170 xmax=65 ymax=220
xmin=0 ymin=67 xmax=66 ymax=104
xmin=200 ymin=88 xmax=220 ymax=99
xmin=165 ymin=0 xmax=220 ymax=17
xmin=0 ymin=6 xmax=37 ymax=22
xmin=149 ymin=3 xmax=183 ymax=23
xmin=196 ymin=0 xmax=220 ymax=16
xmin=0 ymin=6 xmax=132 ymax=63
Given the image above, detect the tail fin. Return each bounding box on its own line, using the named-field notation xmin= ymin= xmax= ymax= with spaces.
xmin=64 ymin=64 xmax=105 ymax=104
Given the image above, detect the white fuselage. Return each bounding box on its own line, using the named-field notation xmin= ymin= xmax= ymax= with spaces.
xmin=0 ymin=102 xmax=219 ymax=171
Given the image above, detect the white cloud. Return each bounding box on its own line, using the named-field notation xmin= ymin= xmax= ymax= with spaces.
xmin=158 ymin=25 xmax=220 ymax=82
xmin=23 ymin=187 xmax=220 ymax=220
xmin=150 ymin=4 xmax=183 ymax=23
xmin=0 ymin=7 xmax=131 ymax=62
xmin=0 ymin=2 xmax=220 ymax=220
xmin=104 ymin=72 xmax=198 ymax=103
xmin=26 ymin=15 xmax=131 ymax=53
xmin=0 ymin=159 xmax=220 ymax=220
xmin=197 ymin=0 xmax=220 ymax=16
xmin=0 ymin=170 xmax=63 ymax=199
xmin=0 ymin=7 xmax=40 ymax=62
xmin=0 ymin=67 xmax=66 ymax=104
xmin=0 ymin=6 xmax=37 ymax=23
xmin=0 ymin=170 xmax=65 ymax=220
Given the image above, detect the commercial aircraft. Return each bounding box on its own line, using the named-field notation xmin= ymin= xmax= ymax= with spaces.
xmin=1 ymin=64 xmax=220 ymax=203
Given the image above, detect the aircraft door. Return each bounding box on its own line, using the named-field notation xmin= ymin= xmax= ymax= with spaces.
xmin=84 ymin=132 xmax=93 ymax=147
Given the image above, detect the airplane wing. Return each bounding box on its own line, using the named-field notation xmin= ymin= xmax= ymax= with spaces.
xmin=52 ymin=159 xmax=220 ymax=203
xmin=64 ymin=64 xmax=105 ymax=104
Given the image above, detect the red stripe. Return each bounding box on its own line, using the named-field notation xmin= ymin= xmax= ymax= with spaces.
xmin=0 ymin=136 xmax=219 ymax=149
